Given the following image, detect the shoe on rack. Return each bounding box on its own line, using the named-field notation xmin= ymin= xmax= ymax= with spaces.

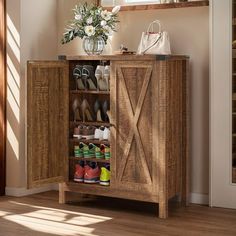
xmin=94 ymin=100 xmax=103 ymax=122
xmin=83 ymin=143 xmax=96 ymax=158
xmin=233 ymin=40 xmax=236 ymax=49
xmin=84 ymin=162 xmax=101 ymax=183
xmin=82 ymin=126 xmax=96 ymax=140
xmin=95 ymin=65 xmax=105 ymax=90
xmin=95 ymin=144 xmax=106 ymax=159
xmin=94 ymin=126 xmax=105 ymax=140
xmin=100 ymin=164 xmax=110 ymax=186
xmin=105 ymin=146 xmax=111 ymax=160
xmin=74 ymin=161 xmax=85 ymax=182
xmin=96 ymin=65 xmax=109 ymax=91
xmin=81 ymin=99 xmax=95 ymax=122
xmin=73 ymin=125 xmax=84 ymax=139
xmin=74 ymin=142 xmax=85 ymax=158
xmin=103 ymin=65 xmax=110 ymax=91
xmin=82 ymin=65 xmax=97 ymax=90
xmin=73 ymin=65 xmax=85 ymax=90
xmin=103 ymin=127 xmax=110 ymax=141
xmin=102 ymin=100 xmax=110 ymax=122
xmin=72 ymin=98 xmax=82 ymax=121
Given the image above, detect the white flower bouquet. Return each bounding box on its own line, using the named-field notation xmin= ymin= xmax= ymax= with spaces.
xmin=62 ymin=3 xmax=120 ymax=45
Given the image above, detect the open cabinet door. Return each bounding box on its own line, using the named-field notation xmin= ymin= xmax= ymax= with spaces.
xmin=27 ymin=61 xmax=69 ymax=189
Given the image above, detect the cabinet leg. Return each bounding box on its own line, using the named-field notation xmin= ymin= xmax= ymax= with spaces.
xmin=59 ymin=183 xmax=66 ymax=204
xmin=159 ymin=201 xmax=168 ymax=219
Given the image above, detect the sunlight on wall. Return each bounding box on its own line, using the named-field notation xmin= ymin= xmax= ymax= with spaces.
xmin=6 ymin=14 xmax=20 ymax=47
xmin=7 ymin=14 xmax=20 ymax=62
xmin=7 ymin=54 xmax=20 ymax=122
xmin=7 ymin=120 xmax=19 ymax=159
xmin=7 ymin=54 xmax=20 ymax=87
xmin=7 ymin=13 xmax=20 ymax=161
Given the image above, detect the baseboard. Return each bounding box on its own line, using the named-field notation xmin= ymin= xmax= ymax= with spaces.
xmin=190 ymin=193 xmax=209 ymax=205
xmin=5 ymin=185 xmax=54 ymax=197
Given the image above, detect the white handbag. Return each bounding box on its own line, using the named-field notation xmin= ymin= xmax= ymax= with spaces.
xmin=137 ymin=20 xmax=171 ymax=55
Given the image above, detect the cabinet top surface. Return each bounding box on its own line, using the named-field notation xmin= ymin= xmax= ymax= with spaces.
xmin=66 ymin=54 xmax=189 ymax=61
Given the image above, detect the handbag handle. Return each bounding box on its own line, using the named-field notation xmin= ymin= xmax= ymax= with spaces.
xmin=147 ymin=20 xmax=162 ymax=33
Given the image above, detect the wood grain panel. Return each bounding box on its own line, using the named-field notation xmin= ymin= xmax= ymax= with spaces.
xmin=102 ymin=0 xmax=209 ymax=12
xmin=27 ymin=61 xmax=69 ymax=188
xmin=112 ymin=61 xmax=154 ymax=194
xmin=0 ymin=0 xmax=6 ymax=196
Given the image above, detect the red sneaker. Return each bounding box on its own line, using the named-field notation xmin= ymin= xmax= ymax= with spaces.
xmin=84 ymin=162 xmax=101 ymax=184
xmin=74 ymin=161 xmax=84 ymax=182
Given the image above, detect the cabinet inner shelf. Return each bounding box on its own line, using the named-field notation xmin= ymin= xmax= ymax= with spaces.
xmin=70 ymin=121 xmax=110 ymax=127
xmin=70 ymin=90 xmax=110 ymax=95
xmin=69 ymin=156 xmax=110 ymax=163
xmin=70 ymin=138 xmax=110 ymax=145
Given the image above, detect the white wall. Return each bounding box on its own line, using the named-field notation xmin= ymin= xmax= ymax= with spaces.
xmin=57 ymin=1 xmax=209 ymax=198
xmin=6 ymin=0 xmax=58 ymax=191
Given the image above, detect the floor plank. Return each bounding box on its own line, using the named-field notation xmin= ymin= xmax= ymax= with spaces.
xmin=0 ymin=191 xmax=235 ymax=236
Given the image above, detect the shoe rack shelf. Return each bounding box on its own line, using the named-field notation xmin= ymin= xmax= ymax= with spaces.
xmin=70 ymin=121 xmax=110 ymax=127
xmin=69 ymin=156 xmax=110 ymax=163
xmin=27 ymin=54 xmax=190 ymax=219
xmin=70 ymin=90 xmax=110 ymax=95
xmin=70 ymin=138 xmax=110 ymax=146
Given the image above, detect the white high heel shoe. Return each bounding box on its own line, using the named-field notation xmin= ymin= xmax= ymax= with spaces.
xmin=104 ymin=65 xmax=110 ymax=91
xmin=95 ymin=65 xmax=109 ymax=91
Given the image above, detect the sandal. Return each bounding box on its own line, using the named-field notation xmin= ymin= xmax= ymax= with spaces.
xmin=82 ymin=65 xmax=97 ymax=90
xmin=73 ymin=65 xmax=85 ymax=90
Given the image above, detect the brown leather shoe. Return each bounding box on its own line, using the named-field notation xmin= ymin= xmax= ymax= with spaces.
xmin=73 ymin=125 xmax=85 ymax=139
xmin=82 ymin=126 xmax=96 ymax=140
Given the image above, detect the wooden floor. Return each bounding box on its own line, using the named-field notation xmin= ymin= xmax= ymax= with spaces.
xmin=0 ymin=191 xmax=236 ymax=236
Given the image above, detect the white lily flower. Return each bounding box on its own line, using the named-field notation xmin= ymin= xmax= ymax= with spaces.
xmin=101 ymin=10 xmax=112 ymax=21
xmin=112 ymin=6 xmax=120 ymax=14
xmin=75 ymin=14 xmax=82 ymax=20
xmin=86 ymin=17 xmax=93 ymax=24
xmin=103 ymin=25 xmax=113 ymax=36
xmin=101 ymin=20 xmax=107 ymax=27
xmin=85 ymin=25 xmax=95 ymax=37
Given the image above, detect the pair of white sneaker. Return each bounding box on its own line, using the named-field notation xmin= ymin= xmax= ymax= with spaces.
xmin=94 ymin=127 xmax=110 ymax=141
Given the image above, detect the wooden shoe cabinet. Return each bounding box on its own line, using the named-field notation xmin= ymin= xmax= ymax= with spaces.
xmin=27 ymin=54 xmax=189 ymax=218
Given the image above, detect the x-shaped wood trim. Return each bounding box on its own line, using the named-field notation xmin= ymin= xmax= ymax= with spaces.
xmin=117 ymin=66 xmax=153 ymax=184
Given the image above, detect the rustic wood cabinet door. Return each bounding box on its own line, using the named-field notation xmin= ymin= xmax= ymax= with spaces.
xmin=110 ymin=61 xmax=158 ymax=201
xmin=27 ymin=61 xmax=69 ymax=188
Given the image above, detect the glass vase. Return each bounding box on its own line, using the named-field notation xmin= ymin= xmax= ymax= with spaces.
xmin=83 ymin=36 xmax=105 ymax=55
